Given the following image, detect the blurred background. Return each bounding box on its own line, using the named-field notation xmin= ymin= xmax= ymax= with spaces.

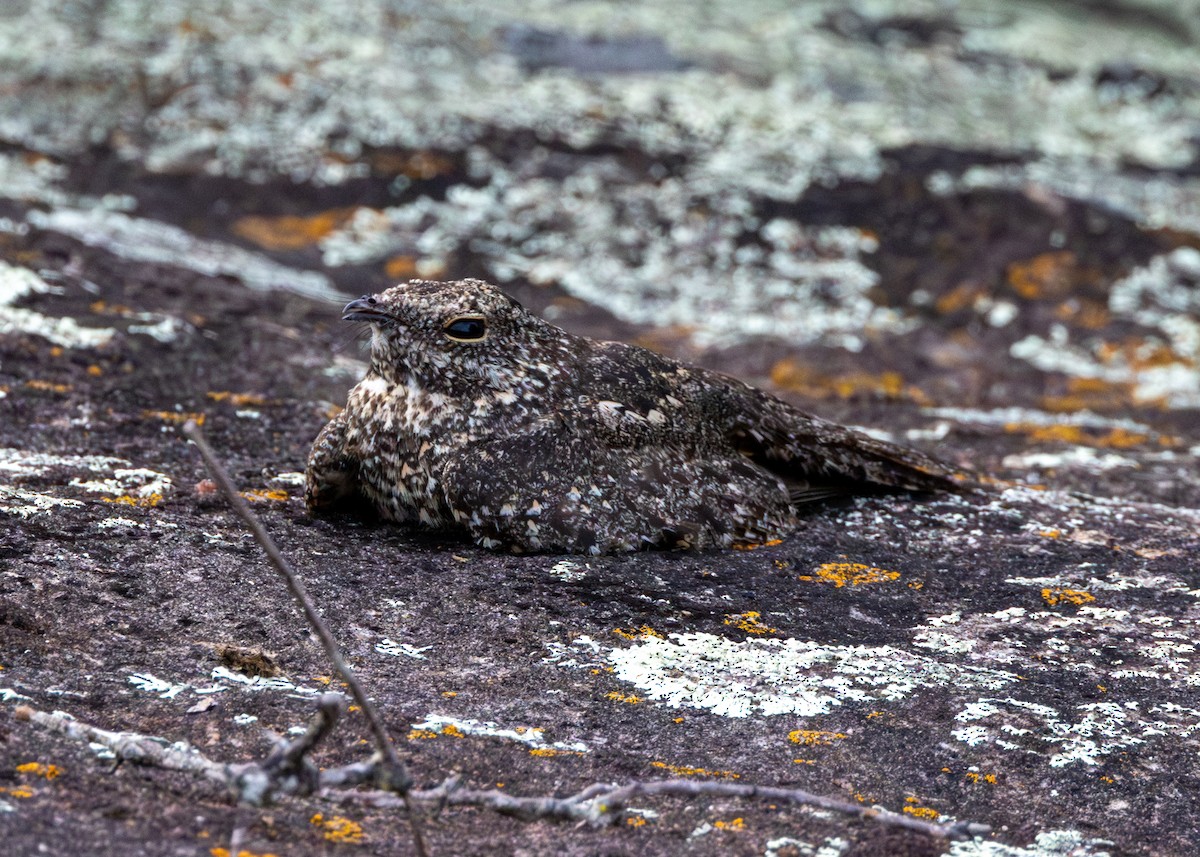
xmin=1 ymin=0 xmax=1198 ymax=497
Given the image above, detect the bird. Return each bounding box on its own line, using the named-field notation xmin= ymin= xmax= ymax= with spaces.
xmin=306 ymin=278 xmax=965 ymax=554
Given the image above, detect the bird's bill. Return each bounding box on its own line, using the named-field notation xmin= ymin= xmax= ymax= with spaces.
xmin=342 ymin=296 xmax=389 ymax=322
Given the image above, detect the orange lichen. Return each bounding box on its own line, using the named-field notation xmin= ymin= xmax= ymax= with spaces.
xmin=309 ymin=813 xmax=364 ymax=844
xmin=902 ymin=803 xmax=940 ymax=820
xmin=210 ymin=849 xmax=280 ymax=857
xmin=934 ymin=282 xmax=986 ymax=315
xmin=25 ymin=379 xmax=72 ymax=394
xmin=788 ymin=730 xmax=846 ymax=746
xmin=723 ymin=611 xmax=778 ymax=635
xmin=86 ymin=364 xmax=103 ymax=377
xmin=206 ymin=391 xmax=269 ymax=407
xmin=1054 ymin=299 xmax=1111 ymax=329
xmin=769 ymin=360 xmax=931 ymax=405
xmin=626 ymin=816 xmax=648 ymax=827
xmin=732 ymin=538 xmax=783 ymax=551
xmin=1039 ymin=377 xmax=1137 ymax=413
xmin=102 ymin=493 xmax=163 ymax=508
xmin=369 ymin=149 xmax=456 ymax=179
xmin=89 ymin=300 xmax=135 ymax=316
xmin=713 ymin=818 xmax=745 ymax=831
xmin=240 ymin=489 xmax=289 ymax=503
xmin=613 ymin=626 xmax=664 ymax=640
xmin=1006 ymin=251 xmax=1084 ymax=300
xmin=231 ymin=208 xmax=358 ymax=251
xmin=651 ymin=761 xmax=739 ymax=779
xmin=800 ymin=563 xmax=899 ymax=588
xmin=605 ymin=691 xmax=643 ymax=704
xmin=385 ymin=255 xmax=419 ymax=278
xmin=142 ymin=409 xmax=205 ymax=426
xmin=406 ymin=729 xmax=439 ymax=740
xmin=439 ymin=724 xmax=464 ymax=738
xmin=1003 ymin=422 xmax=1168 ymax=449
xmin=16 ymin=762 xmax=62 ymax=780
xmin=1042 ymin=588 xmax=1095 ymax=607
xmin=1039 ymin=529 xmax=1062 ymax=539
xmin=0 ymin=785 xmax=34 ymax=798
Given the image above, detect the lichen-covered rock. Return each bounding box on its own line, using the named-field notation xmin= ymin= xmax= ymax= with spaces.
xmin=0 ymin=2 xmax=1197 ymax=856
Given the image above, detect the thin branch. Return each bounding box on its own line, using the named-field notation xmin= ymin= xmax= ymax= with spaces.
xmin=181 ymin=420 xmax=427 ymax=857
xmin=341 ymin=777 xmax=987 ymax=840
xmin=18 ymin=704 xmax=988 ymax=841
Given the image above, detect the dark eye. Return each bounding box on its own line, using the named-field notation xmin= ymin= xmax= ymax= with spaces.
xmin=444 ymin=316 xmax=487 ymax=341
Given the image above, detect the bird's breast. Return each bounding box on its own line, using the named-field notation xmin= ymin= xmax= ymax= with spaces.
xmin=343 ymin=375 xmax=534 ymax=525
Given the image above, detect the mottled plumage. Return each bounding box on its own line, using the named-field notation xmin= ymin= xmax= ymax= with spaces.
xmin=306 ymin=279 xmax=963 ymax=554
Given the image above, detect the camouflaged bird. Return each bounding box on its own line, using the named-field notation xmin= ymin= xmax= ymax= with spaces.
xmin=306 ymin=279 xmax=963 ymax=554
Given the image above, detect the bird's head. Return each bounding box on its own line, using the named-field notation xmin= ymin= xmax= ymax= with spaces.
xmin=342 ymin=279 xmax=570 ymax=393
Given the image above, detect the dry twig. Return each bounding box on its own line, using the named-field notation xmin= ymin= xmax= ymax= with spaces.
xmin=182 ymin=420 xmax=428 ymax=856
xmin=17 ymin=704 xmax=987 ymax=841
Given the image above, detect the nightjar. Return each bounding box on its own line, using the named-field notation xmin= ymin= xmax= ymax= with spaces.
xmin=306 ymin=279 xmax=964 ymax=554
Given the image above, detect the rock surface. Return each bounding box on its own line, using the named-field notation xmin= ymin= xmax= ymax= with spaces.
xmin=1 ymin=2 xmax=1199 ymax=855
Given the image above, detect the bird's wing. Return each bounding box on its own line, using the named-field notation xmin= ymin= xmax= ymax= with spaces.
xmin=687 ymin=367 xmax=966 ymax=495
xmin=439 ymin=417 xmax=794 ymax=553
xmin=571 ymin=341 xmax=963 ymax=496
xmin=566 ymin=340 xmax=718 ymax=448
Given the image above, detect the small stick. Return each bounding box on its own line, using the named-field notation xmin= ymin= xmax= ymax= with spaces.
xmin=183 ymin=420 xmax=428 ymax=857
xmin=19 ymin=705 xmax=989 ymax=842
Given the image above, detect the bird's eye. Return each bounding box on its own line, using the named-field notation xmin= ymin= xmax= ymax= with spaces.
xmin=444 ymin=316 xmax=487 ymax=341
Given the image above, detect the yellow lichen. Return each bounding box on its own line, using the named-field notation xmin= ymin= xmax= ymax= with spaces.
xmin=240 ymin=489 xmax=289 ymax=502
xmin=210 ymin=849 xmax=281 ymax=857
xmin=206 ymin=391 xmax=269 ymax=407
xmin=25 ymin=379 xmax=72 ymax=394
xmin=626 ymin=816 xmax=647 ymax=827
xmin=902 ymin=804 xmax=941 ymax=820
xmin=770 ymin=360 xmax=930 ymax=405
xmin=651 ymin=761 xmax=739 ymax=779
xmin=1006 ymin=251 xmax=1083 ymax=300
xmin=788 ymin=730 xmax=846 ymax=746
xmin=142 ymin=409 xmax=205 ymax=426
xmin=713 ymin=818 xmax=745 ymax=831
xmin=612 ymin=626 xmax=664 ymax=640
xmin=723 ymin=611 xmax=778 ymax=635
xmin=605 ymin=691 xmax=642 ymax=705
xmin=731 ymin=538 xmax=783 ymax=551
xmin=385 ymin=255 xmax=419 ymax=278
xmin=799 ymin=563 xmax=899 ymax=588
xmin=232 ymin=208 xmax=359 ymax=251
xmin=309 ymin=813 xmax=365 ymax=844
xmin=102 ymin=493 xmax=163 ymax=508
xmin=0 ymin=785 xmax=35 ymax=798
xmin=16 ymin=762 xmax=62 ymax=780
xmin=1005 ymin=422 xmax=1158 ymax=449
xmin=1041 ymin=588 xmax=1095 ymax=607
xmin=529 ymin=748 xmax=583 ymax=758
xmin=965 ymin=772 xmax=997 ymax=785
xmin=406 ymin=729 xmax=439 ymax=740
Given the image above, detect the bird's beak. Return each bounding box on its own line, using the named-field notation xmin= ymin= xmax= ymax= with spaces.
xmin=342 ymin=296 xmax=388 ymax=322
